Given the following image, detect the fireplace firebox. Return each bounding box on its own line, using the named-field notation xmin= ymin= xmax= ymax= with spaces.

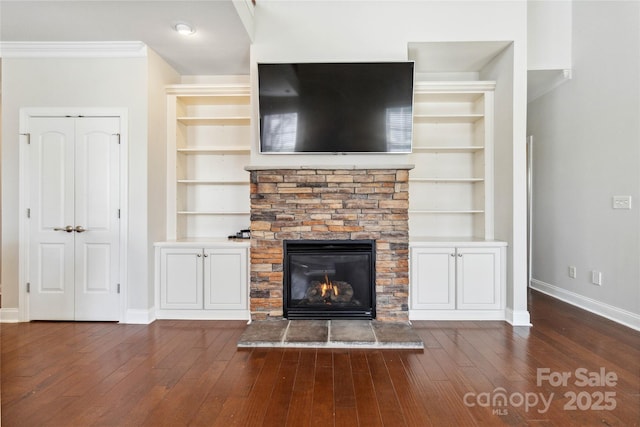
xmin=283 ymin=240 xmax=376 ymax=319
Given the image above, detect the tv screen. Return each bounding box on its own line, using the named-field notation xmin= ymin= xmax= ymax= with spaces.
xmin=258 ymin=62 xmax=414 ymax=154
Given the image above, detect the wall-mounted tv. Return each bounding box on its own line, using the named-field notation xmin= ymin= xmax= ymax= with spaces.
xmin=258 ymin=62 xmax=414 ymax=154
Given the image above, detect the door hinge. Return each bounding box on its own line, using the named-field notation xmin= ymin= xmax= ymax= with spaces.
xmin=117 ymin=283 xmax=121 ymax=294
xmin=117 ymin=209 xmax=120 ymax=219
xmin=113 ymin=133 xmax=121 ymax=144
xmin=21 ymin=133 xmax=31 ymax=144
xmin=26 ymin=282 xmax=31 ymax=293
xmin=27 ymin=208 xmax=31 ymax=218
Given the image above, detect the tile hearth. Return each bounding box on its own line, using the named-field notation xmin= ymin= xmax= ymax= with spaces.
xmin=237 ymin=320 xmax=424 ymax=349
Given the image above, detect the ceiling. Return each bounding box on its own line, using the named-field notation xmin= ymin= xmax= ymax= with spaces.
xmin=0 ymin=0 xmax=252 ymax=75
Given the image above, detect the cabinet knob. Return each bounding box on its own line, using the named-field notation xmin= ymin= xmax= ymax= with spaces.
xmin=203 ymin=254 xmax=208 ymax=257
xmin=458 ymin=253 xmax=463 ymax=257
xmin=197 ymin=254 xmax=202 ymax=257
xmin=450 ymin=253 xmax=455 ymax=257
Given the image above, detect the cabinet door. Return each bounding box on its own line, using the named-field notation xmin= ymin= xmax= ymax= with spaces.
xmin=203 ymin=247 xmax=247 ymax=310
xmin=456 ymin=247 xmax=501 ymax=309
xmin=160 ymin=247 xmax=203 ymax=309
xmin=410 ymin=247 xmax=456 ymax=309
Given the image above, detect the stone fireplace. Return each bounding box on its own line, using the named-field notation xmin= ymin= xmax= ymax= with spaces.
xmin=284 ymin=239 xmax=376 ymax=319
xmin=245 ymin=165 xmax=413 ymax=322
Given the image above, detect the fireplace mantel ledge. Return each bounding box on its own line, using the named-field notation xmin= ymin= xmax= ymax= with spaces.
xmin=244 ymin=164 xmax=415 ymax=171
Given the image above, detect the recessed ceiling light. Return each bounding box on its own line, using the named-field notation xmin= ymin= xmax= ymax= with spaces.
xmin=175 ymin=23 xmax=195 ymax=36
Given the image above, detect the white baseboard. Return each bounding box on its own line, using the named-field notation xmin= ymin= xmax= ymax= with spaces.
xmin=530 ymin=279 xmax=640 ymax=331
xmin=0 ymin=308 xmax=20 ymax=323
xmin=155 ymin=309 xmax=251 ymax=321
xmin=123 ymin=308 xmax=156 ymax=324
xmin=409 ymin=309 xmax=507 ymax=321
xmin=505 ymin=308 xmax=532 ymax=326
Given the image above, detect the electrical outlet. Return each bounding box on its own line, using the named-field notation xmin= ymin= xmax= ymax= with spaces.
xmin=568 ymin=266 xmax=577 ymax=278
xmin=591 ymin=270 xmax=602 ymax=286
xmin=613 ymin=195 xmax=632 ymax=209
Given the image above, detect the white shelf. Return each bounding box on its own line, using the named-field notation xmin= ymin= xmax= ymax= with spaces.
xmin=413 ymin=92 xmax=484 ymax=103
xmin=176 ymin=147 xmax=250 ymax=154
xmin=177 ymin=180 xmax=248 ymax=185
xmin=414 ymin=114 xmax=484 ymax=123
xmin=177 ymin=117 xmax=251 ymax=126
xmin=167 ymin=82 xmax=252 ymax=240
xmin=409 ymin=81 xmax=495 ymax=240
xmin=176 ymin=94 xmax=250 ymax=105
xmin=177 ymin=211 xmax=250 ymax=216
xmin=410 ymin=178 xmax=484 ymax=183
xmin=412 ymin=146 xmax=484 ymax=153
xmin=410 ymin=210 xmax=485 ymax=214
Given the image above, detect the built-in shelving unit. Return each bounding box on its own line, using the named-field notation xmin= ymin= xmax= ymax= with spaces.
xmin=166 ymin=84 xmax=251 ymax=240
xmin=408 ymin=81 xmax=505 ymax=320
xmin=409 ymin=81 xmax=495 ymax=240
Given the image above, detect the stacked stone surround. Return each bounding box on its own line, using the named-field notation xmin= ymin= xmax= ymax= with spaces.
xmin=245 ymin=165 xmax=413 ymax=322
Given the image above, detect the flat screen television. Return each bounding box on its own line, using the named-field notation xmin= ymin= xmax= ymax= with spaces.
xmin=258 ymin=62 xmax=414 ymax=154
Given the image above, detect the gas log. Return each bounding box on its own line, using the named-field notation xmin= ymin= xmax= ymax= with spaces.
xmin=305 ymin=279 xmax=354 ymax=304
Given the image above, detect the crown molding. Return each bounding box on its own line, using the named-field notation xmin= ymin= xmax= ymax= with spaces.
xmin=0 ymin=41 xmax=147 ymax=58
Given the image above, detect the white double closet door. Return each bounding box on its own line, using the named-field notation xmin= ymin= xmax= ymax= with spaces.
xmin=27 ymin=116 xmax=121 ymax=321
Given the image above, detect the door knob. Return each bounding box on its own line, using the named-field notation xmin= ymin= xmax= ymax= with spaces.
xmin=74 ymin=225 xmax=86 ymax=233
xmin=54 ymin=225 xmax=74 ymax=232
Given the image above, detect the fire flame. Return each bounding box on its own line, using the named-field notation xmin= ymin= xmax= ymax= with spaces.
xmin=320 ymin=274 xmax=339 ymax=297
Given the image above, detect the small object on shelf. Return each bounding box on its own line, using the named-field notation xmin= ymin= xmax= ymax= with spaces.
xmin=228 ymin=229 xmax=251 ymax=240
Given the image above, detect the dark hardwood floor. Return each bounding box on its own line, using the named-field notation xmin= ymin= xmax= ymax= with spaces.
xmin=2 ymin=290 xmax=639 ymax=426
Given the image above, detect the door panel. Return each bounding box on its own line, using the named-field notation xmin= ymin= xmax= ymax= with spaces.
xmin=29 ymin=119 xmax=76 ymax=320
xmin=74 ymin=118 xmax=120 ymax=321
xmin=204 ymin=248 xmax=247 ymax=310
xmin=410 ymin=247 xmax=456 ymax=310
xmin=160 ymin=248 xmax=203 ymax=309
xmin=456 ymin=247 xmax=501 ymax=310
xmin=28 ymin=116 xmax=121 ymax=321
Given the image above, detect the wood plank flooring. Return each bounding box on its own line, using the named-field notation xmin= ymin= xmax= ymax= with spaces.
xmin=2 ymin=290 xmax=639 ymax=426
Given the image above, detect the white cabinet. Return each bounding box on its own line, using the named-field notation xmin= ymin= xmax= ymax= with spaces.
xmin=155 ymin=242 xmax=249 ymax=320
xmin=410 ymin=242 xmax=506 ymax=320
xmin=411 ymin=247 xmax=456 ymax=310
xmin=166 ymin=83 xmax=251 ymax=240
xmin=160 ymin=247 xmax=204 ymax=310
xmin=203 ymin=247 xmax=248 ymax=310
xmin=456 ymin=247 xmax=503 ymax=310
xmin=409 ymin=81 xmax=495 ymax=240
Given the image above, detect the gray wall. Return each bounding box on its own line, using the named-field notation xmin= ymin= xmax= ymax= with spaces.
xmin=528 ymin=1 xmax=640 ymax=328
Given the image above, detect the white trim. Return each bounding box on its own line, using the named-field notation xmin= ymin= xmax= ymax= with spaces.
xmin=0 ymin=41 xmax=147 ymax=58
xmin=232 ymin=0 xmax=255 ymax=41
xmin=124 ymin=309 xmax=156 ymax=325
xmin=505 ymin=307 xmax=532 ymax=326
xmin=0 ymin=308 xmax=20 ymax=323
xmin=19 ymin=108 xmax=129 ymax=323
xmin=414 ymin=80 xmax=496 ymax=93
xmin=409 ymin=309 xmax=507 ymax=321
xmin=530 ymin=279 xmax=640 ymax=331
xmin=155 ymin=309 xmax=251 ymax=321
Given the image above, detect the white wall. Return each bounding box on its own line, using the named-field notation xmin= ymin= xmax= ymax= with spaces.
xmin=1 ymin=55 xmax=151 ymax=317
xmin=250 ymin=0 xmax=530 ymax=324
xmin=528 ymin=0 xmax=572 ymax=70
xmin=146 ymin=50 xmax=180 ymax=317
xmin=528 ymin=1 xmax=640 ymax=328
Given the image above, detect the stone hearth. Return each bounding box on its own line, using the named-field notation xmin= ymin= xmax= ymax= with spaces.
xmin=245 ymin=165 xmax=413 ymax=322
xmin=237 ymin=320 xmax=424 ymax=349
